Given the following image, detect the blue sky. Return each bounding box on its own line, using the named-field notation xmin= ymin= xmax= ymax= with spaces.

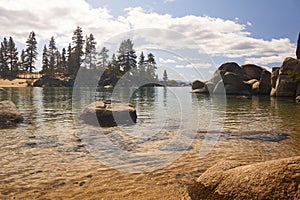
xmin=0 ymin=0 xmax=299 ymax=81
xmin=86 ymin=0 xmax=300 ymax=41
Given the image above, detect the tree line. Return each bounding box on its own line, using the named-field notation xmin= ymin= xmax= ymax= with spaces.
xmin=0 ymin=26 xmax=158 ymax=82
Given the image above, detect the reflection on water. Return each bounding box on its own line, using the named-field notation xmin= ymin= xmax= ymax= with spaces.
xmin=0 ymin=87 xmax=299 ymax=197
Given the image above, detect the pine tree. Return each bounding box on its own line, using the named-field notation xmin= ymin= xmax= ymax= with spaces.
xmin=61 ymin=48 xmax=67 ymax=73
xmin=7 ymin=36 xmax=19 ymax=76
xmin=48 ymin=36 xmax=57 ymax=77
xmin=163 ymin=69 xmax=168 ymax=83
xmin=117 ymin=39 xmax=137 ymax=74
xmin=70 ymin=26 xmax=84 ymax=77
xmin=24 ymin=31 xmax=38 ymax=73
xmin=0 ymin=37 xmax=9 ymax=77
xmin=98 ymin=46 xmax=109 ymax=70
xmin=67 ymin=43 xmax=73 ymax=76
xmin=146 ymin=53 xmax=157 ymax=80
xmin=138 ymin=51 xmax=146 ymax=77
xmin=42 ymin=45 xmax=49 ymax=75
xmin=84 ymin=34 xmax=97 ymax=69
xmin=19 ymin=50 xmax=26 ymax=72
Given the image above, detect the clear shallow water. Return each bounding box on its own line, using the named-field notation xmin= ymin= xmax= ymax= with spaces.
xmin=0 ymin=87 xmax=299 ymax=198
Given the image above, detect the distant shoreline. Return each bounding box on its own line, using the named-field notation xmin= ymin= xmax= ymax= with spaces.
xmin=0 ymin=78 xmax=36 ymax=88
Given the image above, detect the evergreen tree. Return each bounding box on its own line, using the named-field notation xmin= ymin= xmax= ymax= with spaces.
xmin=24 ymin=31 xmax=38 ymax=73
xmin=84 ymin=33 xmax=97 ymax=69
xmin=70 ymin=26 xmax=84 ymax=77
xmin=7 ymin=36 xmax=19 ymax=76
xmin=19 ymin=49 xmax=26 ymax=72
xmin=61 ymin=48 xmax=67 ymax=73
xmin=98 ymin=46 xmax=109 ymax=70
xmin=55 ymin=49 xmax=62 ymax=74
xmin=48 ymin=36 xmax=57 ymax=77
xmin=138 ymin=51 xmax=146 ymax=77
xmin=42 ymin=45 xmax=49 ymax=75
xmin=146 ymin=53 xmax=157 ymax=80
xmin=163 ymin=69 xmax=168 ymax=83
xmin=67 ymin=43 xmax=73 ymax=76
xmin=0 ymin=37 xmax=9 ymax=77
xmin=117 ymin=39 xmax=137 ymax=74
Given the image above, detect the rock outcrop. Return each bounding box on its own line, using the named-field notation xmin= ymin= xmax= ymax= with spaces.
xmin=80 ymin=100 xmax=137 ymax=127
xmin=0 ymin=100 xmax=23 ymax=127
xmin=192 ymin=62 xmax=271 ymax=96
xmin=191 ymin=80 xmax=205 ymax=90
xmin=33 ymin=76 xmax=70 ymax=87
xmin=271 ymin=57 xmax=300 ymax=98
xmin=188 ymin=156 xmax=300 ymax=200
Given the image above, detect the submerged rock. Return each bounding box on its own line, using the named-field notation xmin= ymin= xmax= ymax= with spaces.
xmin=189 ymin=156 xmax=300 ymax=200
xmin=80 ymin=100 xmax=137 ymax=127
xmin=0 ymin=100 xmax=23 ymax=127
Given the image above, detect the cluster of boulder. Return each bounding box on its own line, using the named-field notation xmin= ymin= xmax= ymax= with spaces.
xmin=192 ymin=62 xmax=271 ymax=96
xmin=192 ymin=57 xmax=300 ymax=101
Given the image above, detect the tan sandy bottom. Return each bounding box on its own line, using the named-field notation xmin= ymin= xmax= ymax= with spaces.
xmin=1 ymin=136 xmax=299 ymax=200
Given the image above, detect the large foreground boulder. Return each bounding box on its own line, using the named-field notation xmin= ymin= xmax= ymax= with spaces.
xmin=188 ymin=156 xmax=300 ymax=200
xmin=80 ymin=100 xmax=137 ymax=127
xmin=0 ymin=100 xmax=23 ymax=126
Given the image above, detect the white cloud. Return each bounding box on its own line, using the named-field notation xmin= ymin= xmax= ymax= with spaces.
xmin=159 ymin=58 xmax=176 ymax=63
xmin=175 ymin=63 xmax=212 ymax=69
xmin=0 ymin=0 xmax=296 ymax=68
xmin=164 ymin=0 xmax=176 ymax=3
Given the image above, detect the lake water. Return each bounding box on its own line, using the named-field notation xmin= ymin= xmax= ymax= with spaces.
xmin=0 ymin=87 xmax=300 ymax=199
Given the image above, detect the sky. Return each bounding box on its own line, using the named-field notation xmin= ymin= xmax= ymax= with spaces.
xmin=0 ymin=0 xmax=299 ymax=81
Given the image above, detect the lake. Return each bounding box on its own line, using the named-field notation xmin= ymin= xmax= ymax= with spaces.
xmin=0 ymin=87 xmax=299 ymax=199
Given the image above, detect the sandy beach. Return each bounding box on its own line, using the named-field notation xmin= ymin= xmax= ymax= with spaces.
xmin=0 ymin=78 xmax=35 ymax=88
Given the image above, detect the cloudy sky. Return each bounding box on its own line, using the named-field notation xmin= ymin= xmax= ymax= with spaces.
xmin=0 ymin=0 xmax=299 ymax=81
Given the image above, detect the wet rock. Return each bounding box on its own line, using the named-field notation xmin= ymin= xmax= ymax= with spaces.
xmin=241 ymin=64 xmax=264 ymax=80
xmin=218 ymin=62 xmax=247 ymax=79
xmin=275 ymin=74 xmax=297 ymax=97
xmin=189 ymin=156 xmax=300 ymax=200
xmin=213 ymin=72 xmax=251 ymax=95
xmin=0 ymin=100 xmax=23 ymax=127
xmin=191 ymin=80 xmax=205 ymax=90
xmin=259 ymin=70 xmax=272 ymax=95
xmin=80 ymin=100 xmax=137 ymax=127
xmin=271 ymin=67 xmax=280 ymax=89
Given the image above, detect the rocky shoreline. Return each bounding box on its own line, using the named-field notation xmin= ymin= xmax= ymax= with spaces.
xmin=192 ymin=57 xmax=300 ymax=101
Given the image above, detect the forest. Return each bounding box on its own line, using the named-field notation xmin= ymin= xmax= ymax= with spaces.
xmin=0 ymin=26 xmax=160 ymax=85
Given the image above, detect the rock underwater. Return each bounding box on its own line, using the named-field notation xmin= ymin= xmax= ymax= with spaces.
xmin=80 ymin=100 xmax=137 ymax=127
xmin=0 ymin=100 xmax=23 ymax=127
